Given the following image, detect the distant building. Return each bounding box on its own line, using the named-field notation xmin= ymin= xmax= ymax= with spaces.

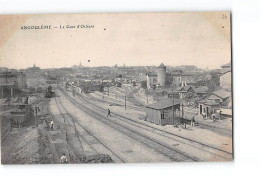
xmin=219 ymin=62 xmax=231 ymax=91
xmin=171 ymin=70 xmax=197 ymax=88
xmin=146 ymin=63 xmax=167 ymax=89
xmin=146 ymin=72 xmax=157 ymax=89
xmin=25 ymin=64 xmax=42 ymax=78
xmin=171 ymin=71 xmax=182 ymax=87
xmin=181 ymin=73 xmax=197 ymax=86
xmin=168 ymin=85 xmax=209 ymax=99
xmin=0 ymin=72 xmax=26 ymax=98
xmin=220 ymin=62 xmax=231 ymax=69
xmin=198 ymin=89 xmax=232 ymax=117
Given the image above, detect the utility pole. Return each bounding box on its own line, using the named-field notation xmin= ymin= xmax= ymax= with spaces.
xmin=125 ymin=94 xmax=126 ymax=110
xmin=172 ymin=84 xmax=175 ymax=126
xmin=182 ymin=103 xmax=184 ymax=118
xmin=35 ymin=106 xmax=40 ymax=127
xmin=147 ymin=88 xmax=148 ymax=103
xmin=108 ymin=85 xmax=109 ymax=96
xmin=116 ymin=92 xmax=117 ymax=99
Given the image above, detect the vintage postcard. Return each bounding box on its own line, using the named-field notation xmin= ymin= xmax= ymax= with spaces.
xmin=0 ymin=12 xmax=232 ymax=164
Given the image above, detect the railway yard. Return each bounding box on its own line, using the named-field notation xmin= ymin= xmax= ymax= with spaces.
xmin=1 ymin=83 xmax=233 ymax=164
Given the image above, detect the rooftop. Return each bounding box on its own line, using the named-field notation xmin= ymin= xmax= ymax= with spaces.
xmin=220 ymin=68 xmax=231 ymax=75
xmin=146 ymin=99 xmax=181 ymax=110
xmin=198 ymin=99 xmax=219 ymax=106
xmin=158 ymin=63 xmax=166 ymax=69
xmin=212 ymin=89 xmax=231 ymax=99
xmin=221 ymin=62 xmax=231 ymax=69
xmin=193 ymin=86 xmax=209 ymax=93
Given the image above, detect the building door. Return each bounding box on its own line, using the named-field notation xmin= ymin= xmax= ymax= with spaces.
xmin=206 ymin=107 xmax=209 ymax=117
xmin=200 ymin=105 xmax=202 ymax=114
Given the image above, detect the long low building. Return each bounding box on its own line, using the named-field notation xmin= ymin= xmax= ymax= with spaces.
xmin=145 ymin=99 xmax=181 ymax=126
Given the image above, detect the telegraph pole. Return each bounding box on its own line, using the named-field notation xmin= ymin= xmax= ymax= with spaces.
xmin=182 ymin=103 xmax=184 ymax=118
xmin=35 ymin=106 xmax=40 ymax=127
xmin=182 ymin=103 xmax=186 ymax=129
xmin=147 ymin=88 xmax=149 ymax=103
xmin=172 ymin=86 xmax=174 ymax=126
xmin=125 ymin=94 xmax=126 ymax=110
xmin=108 ymin=85 xmax=109 ymax=96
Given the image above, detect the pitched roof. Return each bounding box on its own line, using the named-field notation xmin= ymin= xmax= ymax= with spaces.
xmin=221 ymin=62 xmax=231 ymax=68
xmin=146 ymin=99 xmax=181 ymax=110
xmin=198 ymin=99 xmax=219 ymax=106
xmin=183 ymin=85 xmax=192 ymax=91
xmin=158 ymin=63 xmax=166 ymax=69
xmin=220 ymin=68 xmax=231 ymax=75
xmin=194 ymin=86 xmax=209 ymax=93
xmin=212 ymin=89 xmax=231 ymax=99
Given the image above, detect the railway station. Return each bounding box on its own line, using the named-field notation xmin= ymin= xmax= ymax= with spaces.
xmin=1 ymin=62 xmax=232 ymax=164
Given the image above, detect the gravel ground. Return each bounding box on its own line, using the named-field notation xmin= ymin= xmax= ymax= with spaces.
xmin=1 ymin=127 xmax=42 ymax=164
xmin=58 ymin=87 xmax=232 ymax=162
xmin=77 ymin=89 xmax=232 ymax=154
xmin=54 ymin=89 xmax=175 ymax=163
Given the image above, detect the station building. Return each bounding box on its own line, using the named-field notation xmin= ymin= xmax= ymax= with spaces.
xmin=145 ymin=99 xmax=182 ymax=126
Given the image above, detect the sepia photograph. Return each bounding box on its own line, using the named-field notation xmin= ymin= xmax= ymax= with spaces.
xmin=0 ymin=12 xmax=232 ymax=164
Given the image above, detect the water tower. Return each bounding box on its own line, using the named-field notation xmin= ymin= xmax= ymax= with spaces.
xmin=157 ymin=63 xmax=166 ymax=87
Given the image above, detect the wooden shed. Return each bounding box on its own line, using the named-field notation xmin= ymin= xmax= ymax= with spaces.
xmin=145 ymin=99 xmax=181 ymax=126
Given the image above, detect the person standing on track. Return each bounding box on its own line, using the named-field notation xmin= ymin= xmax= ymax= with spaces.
xmin=60 ymin=153 xmax=68 ymax=163
xmin=50 ymin=120 xmax=54 ymax=131
xmin=107 ymin=109 xmax=112 ymax=117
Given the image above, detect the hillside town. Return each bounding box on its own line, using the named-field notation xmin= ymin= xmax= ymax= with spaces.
xmin=1 ymin=61 xmax=232 ymax=164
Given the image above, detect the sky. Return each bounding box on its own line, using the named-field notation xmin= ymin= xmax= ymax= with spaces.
xmin=0 ymin=12 xmax=231 ymax=69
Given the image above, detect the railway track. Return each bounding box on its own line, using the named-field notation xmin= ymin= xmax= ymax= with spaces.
xmin=47 ymin=104 xmax=78 ymax=163
xmin=77 ymin=91 xmax=232 ymax=161
xmin=54 ymin=95 xmax=125 ymax=163
xmin=85 ymin=92 xmax=144 ymax=112
xmin=59 ymin=88 xmax=207 ymax=162
xmin=91 ymin=87 xmax=232 ymax=138
xmin=61 ymin=87 xmax=232 ymax=161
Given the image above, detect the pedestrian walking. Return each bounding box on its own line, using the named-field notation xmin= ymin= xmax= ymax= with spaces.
xmin=60 ymin=153 xmax=68 ymax=164
xmin=191 ymin=116 xmax=195 ymax=127
xmin=212 ymin=113 xmax=216 ymax=122
xmin=107 ymin=109 xmax=112 ymax=117
xmin=50 ymin=120 xmax=54 ymax=130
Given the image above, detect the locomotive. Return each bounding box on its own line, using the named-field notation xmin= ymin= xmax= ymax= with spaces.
xmin=45 ymin=85 xmax=55 ymax=98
